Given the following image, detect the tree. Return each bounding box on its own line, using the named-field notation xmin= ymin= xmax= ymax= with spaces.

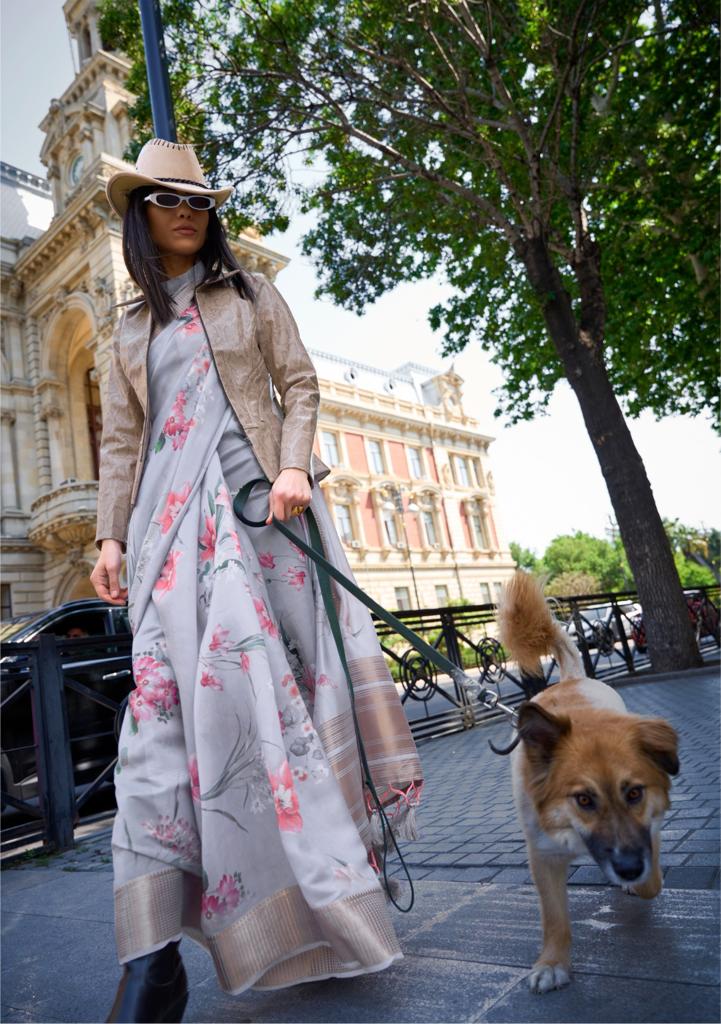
xmin=509 ymin=541 xmax=539 ymax=573
xmin=542 ymin=531 xmax=632 ymax=591
xmin=98 ymin=0 xmax=717 ymax=670
xmin=664 ymin=520 xmax=720 ymax=585
xmin=545 ymin=570 xmax=601 ymax=598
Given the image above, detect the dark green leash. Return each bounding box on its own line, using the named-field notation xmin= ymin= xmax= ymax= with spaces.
xmin=233 ymin=479 xmax=519 ymax=912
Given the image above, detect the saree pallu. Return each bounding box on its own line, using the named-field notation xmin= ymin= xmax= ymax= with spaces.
xmin=112 ymin=266 xmax=423 ymax=995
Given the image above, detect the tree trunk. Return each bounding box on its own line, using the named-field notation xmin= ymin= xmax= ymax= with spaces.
xmin=522 ymin=236 xmax=701 ymax=672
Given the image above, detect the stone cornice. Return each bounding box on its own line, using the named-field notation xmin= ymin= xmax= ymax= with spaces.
xmin=318 ymin=392 xmax=494 ymax=450
xmin=13 ymin=172 xmax=113 ymax=297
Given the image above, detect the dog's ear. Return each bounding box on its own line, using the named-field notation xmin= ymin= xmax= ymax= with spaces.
xmin=517 ymin=703 xmax=571 ymax=763
xmin=634 ymin=717 xmax=680 ymax=776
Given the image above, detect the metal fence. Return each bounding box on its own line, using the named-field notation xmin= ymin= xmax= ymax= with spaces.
xmin=1 ymin=632 xmax=131 ymax=855
xmin=2 ymin=585 xmax=718 ymax=854
xmin=374 ymin=585 xmax=720 ymax=740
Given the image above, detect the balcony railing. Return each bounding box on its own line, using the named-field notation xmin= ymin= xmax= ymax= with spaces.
xmin=28 ymin=480 xmax=98 ymax=551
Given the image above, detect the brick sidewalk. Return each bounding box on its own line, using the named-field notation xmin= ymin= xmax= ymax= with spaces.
xmin=2 ymin=668 xmax=719 ymax=1023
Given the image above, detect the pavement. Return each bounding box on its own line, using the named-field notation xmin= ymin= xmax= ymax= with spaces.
xmin=1 ymin=667 xmax=719 ymax=1023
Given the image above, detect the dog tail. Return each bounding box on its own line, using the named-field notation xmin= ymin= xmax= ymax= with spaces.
xmin=498 ymin=571 xmax=584 ymax=681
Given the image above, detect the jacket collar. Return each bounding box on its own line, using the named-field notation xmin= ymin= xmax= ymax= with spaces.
xmin=112 ymin=266 xmax=246 ymax=309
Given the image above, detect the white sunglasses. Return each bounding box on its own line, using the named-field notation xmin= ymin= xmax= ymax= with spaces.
xmin=144 ymin=191 xmax=216 ymax=210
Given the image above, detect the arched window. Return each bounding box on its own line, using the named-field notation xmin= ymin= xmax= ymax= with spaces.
xmin=85 ymin=366 xmax=102 ymax=479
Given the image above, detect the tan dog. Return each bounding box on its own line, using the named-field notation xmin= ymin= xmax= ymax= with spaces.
xmin=497 ymin=572 xmax=679 ymax=994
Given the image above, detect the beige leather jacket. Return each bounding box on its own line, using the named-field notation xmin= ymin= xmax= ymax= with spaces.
xmin=94 ymin=267 xmax=330 ymax=552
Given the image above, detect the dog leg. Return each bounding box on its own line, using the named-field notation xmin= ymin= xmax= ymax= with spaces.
xmin=527 ymin=850 xmax=573 ymax=993
xmin=629 ymin=830 xmax=663 ymax=899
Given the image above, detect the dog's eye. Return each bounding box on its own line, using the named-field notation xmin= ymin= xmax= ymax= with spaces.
xmin=574 ymin=792 xmax=595 ymax=810
xmin=626 ymin=786 xmax=644 ymax=804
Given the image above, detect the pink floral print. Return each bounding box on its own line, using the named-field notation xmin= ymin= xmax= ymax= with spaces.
xmin=202 ymin=871 xmax=245 ymax=919
xmin=188 ymin=755 xmax=200 ymax=803
xmin=253 ymin=596 xmax=279 ymax=638
xmin=200 ymin=669 xmax=223 ymax=691
xmin=199 ymin=514 xmax=217 ymax=562
xmin=178 ymin=302 xmax=203 ymax=335
xmin=209 ymin=625 xmax=231 ymax=653
xmin=268 ymin=760 xmax=303 ymax=832
xmin=282 ymin=566 xmax=306 ymax=590
xmin=129 ymin=654 xmax=180 ymax=730
xmin=141 ymin=813 xmax=200 ymax=864
xmin=154 ymin=549 xmax=182 ymax=594
xmin=158 ymin=483 xmax=192 ymax=533
xmin=258 ymin=551 xmax=276 ymax=569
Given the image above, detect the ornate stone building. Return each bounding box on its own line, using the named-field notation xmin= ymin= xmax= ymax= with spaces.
xmin=310 ymin=353 xmax=514 ymax=610
xmin=0 ymin=0 xmax=513 ymax=620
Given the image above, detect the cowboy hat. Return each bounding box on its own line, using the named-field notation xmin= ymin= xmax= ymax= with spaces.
xmin=105 ymin=137 xmax=234 ymax=218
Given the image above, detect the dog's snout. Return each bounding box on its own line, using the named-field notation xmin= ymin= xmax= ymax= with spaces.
xmin=610 ymin=848 xmax=645 ymax=881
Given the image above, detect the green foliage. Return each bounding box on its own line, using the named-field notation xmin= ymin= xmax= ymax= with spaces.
xmin=97 ymin=0 xmax=719 ymax=428
xmin=541 ymin=531 xmax=633 ymax=591
xmin=664 ymin=518 xmax=720 ymax=585
xmin=509 ymin=541 xmax=540 ymax=573
xmin=545 ymin=570 xmax=602 ymax=597
xmin=522 ymin=521 xmax=719 ymax=592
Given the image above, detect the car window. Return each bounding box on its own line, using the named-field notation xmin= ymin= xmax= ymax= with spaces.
xmin=45 ymin=610 xmax=110 ymax=638
xmin=110 ymin=607 xmax=131 ymax=635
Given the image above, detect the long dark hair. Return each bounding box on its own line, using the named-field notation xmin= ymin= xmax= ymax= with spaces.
xmin=121 ymin=184 xmax=257 ymax=326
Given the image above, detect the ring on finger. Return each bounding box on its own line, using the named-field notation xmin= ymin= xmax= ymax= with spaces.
xmin=291 ymin=504 xmax=305 ymax=516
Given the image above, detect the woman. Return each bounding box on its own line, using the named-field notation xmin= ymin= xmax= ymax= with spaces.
xmin=90 ymin=138 xmax=423 ymax=1023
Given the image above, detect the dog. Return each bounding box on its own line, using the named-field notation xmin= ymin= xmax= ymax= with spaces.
xmin=497 ymin=571 xmax=679 ymax=994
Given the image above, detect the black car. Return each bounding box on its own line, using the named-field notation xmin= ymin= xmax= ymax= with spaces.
xmin=1 ymin=600 xmax=133 ymax=811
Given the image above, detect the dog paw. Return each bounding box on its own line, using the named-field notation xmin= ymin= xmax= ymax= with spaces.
xmin=528 ymin=963 xmax=571 ymax=993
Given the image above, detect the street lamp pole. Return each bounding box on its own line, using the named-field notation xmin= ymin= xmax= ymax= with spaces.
xmin=138 ymin=0 xmax=177 ymax=141
xmin=384 ymin=483 xmax=421 ymax=610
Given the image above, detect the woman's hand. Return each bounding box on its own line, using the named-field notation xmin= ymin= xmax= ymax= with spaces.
xmin=266 ymin=467 xmax=311 ymax=524
xmin=90 ymin=539 xmax=129 ymax=605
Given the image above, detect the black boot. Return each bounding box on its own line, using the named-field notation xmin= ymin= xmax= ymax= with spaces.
xmin=106 ymin=939 xmax=188 ymax=1023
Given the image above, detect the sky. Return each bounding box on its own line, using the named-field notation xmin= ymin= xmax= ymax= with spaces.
xmin=1 ymin=0 xmax=719 ymax=555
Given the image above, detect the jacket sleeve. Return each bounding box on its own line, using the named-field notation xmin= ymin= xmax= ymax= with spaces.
xmin=94 ymin=312 xmax=144 ymax=552
xmin=254 ymin=275 xmax=321 ymax=487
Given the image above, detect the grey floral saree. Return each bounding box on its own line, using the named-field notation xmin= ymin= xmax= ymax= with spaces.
xmin=112 ymin=260 xmax=423 ymax=994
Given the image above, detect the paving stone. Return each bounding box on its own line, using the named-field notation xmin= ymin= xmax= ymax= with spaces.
xmin=665 ymin=866 xmax=719 ymax=889
xmin=569 ymin=866 xmax=610 ymax=885
xmin=482 ymin=973 xmax=720 ymax=1023
xmin=488 ymin=867 xmax=532 ymax=884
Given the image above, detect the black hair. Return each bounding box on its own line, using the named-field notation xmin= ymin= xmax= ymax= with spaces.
xmin=121 ymin=184 xmax=257 ymax=326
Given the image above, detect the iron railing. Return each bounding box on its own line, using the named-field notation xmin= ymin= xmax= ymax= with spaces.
xmin=1 ymin=632 xmax=132 ymax=854
xmin=1 ymin=585 xmax=718 ymax=854
xmin=373 ymin=585 xmax=720 ymax=741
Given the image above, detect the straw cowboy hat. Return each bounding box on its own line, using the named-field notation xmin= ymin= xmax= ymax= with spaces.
xmin=105 ymin=137 xmax=234 ymax=218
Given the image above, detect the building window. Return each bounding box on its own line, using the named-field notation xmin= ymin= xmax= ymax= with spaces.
xmin=435 ymin=584 xmax=449 ymax=606
xmin=494 ymin=582 xmax=504 ymax=602
xmin=453 ymin=454 xmax=471 ymax=487
xmin=1 ymin=583 xmax=12 ymax=619
xmin=368 ymin=439 xmax=385 ymax=474
xmin=334 ymin=504 xmax=354 ymax=544
xmin=382 ymin=508 xmax=399 ymax=545
xmin=421 ymin=510 xmax=438 ymax=546
xmin=479 ymin=582 xmax=491 ymax=605
xmin=394 ymin=587 xmax=411 ymax=611
xmin=408 ymin=446 xmax=423 ymax=479
xmin=472 ymin=458 xmax=484 ymax=488
xmin=321 ymin=430 xmax=341 ymax=466
xmin=468 ymin=507 xmax=489 ymax=549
